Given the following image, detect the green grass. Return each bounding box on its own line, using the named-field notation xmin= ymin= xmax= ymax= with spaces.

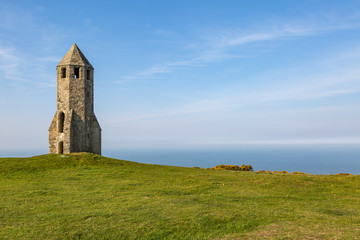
xmin=1 ymin=153 xmax=360 ymax=239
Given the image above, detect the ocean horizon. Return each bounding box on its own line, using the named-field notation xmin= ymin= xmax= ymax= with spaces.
xmin=104 ymin=145 xmax=360 ymax=175
xmin=3 ymin=144 xmax=359 ymax=175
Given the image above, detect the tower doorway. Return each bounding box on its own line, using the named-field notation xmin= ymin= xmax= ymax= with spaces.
xmin=58 ymin=141 xmax=64 ymax=154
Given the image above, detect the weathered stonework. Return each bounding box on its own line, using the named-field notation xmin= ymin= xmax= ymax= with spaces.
xmin=49 ymin=44 xmax=101 ymax=155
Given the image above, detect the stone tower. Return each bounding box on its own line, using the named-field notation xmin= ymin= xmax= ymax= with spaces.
xmin=49 ymin=44 xmax=101 ymax=155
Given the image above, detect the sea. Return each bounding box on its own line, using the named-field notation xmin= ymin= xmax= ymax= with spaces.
xmin=105 ymin=144 xmax=360 ymax=175
xmin=2 ymin=144 xmax=360 ymax=175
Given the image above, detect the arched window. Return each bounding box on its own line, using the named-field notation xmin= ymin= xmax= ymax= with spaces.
xmin=74 ymin=67 xmax=79 ymax=79
xmin=58 ymin=112 xmax=65 ymax=133
xmin=58 ymin=141 xmax=64 ymax=154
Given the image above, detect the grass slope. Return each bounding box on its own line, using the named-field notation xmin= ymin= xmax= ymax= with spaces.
xmin=1 ymin=153 xmax=359 ymax=239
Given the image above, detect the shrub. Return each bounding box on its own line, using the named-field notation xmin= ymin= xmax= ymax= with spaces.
xmin=336 ymin=173 xmax=352 ymax=176
xmin=292 ymin=171 xmax=307 ymax=175
xmin=212 ymin=164 xmax=253 ymax=171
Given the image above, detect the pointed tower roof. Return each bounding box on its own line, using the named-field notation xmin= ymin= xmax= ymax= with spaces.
xmin=58 ymin=44 xmax=93 ymax=69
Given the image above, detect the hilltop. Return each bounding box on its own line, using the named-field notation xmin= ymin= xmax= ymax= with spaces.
xmin=1 ymin=153 xmax=359 ymax=239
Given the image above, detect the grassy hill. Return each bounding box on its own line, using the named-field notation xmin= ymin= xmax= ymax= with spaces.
xmin=1 ymin=153 xmax=359 ymax=239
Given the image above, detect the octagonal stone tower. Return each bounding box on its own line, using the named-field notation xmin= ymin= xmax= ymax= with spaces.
xmin=49 ymin=44 xmax=101 ymax=155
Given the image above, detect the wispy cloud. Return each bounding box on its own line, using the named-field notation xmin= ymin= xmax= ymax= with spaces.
xmin=0 ymin=5 xmax=71 ymax=89
xmin=115 ymin=17 xmax=360 ymax=83
xmin=199 ymin=137 xmax=360 ymax=145
xmin=112 ymin=87 xmax=354 ymax=122
xmin=37 ymin=56 xmax=61 ymax=62
xmin=112 ymin=99 xmax=235 ymax=122
xmin=0 ymin=45 xmax=24 ymax=82
xmin=84 ymin=18 xmax=99 ymax=32
xmin=0 ymin=43 xmax=58 ymax=88
xmin=112 ymin=54 xmax=360 ymax=122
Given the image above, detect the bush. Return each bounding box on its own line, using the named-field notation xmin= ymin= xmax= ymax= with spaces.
xmin=212 ymin=164 xmax=253 ymax=171
xmin=292 ymin=171 xmax=307 ymax=175
xmin=336 ymin=173 xmax=351 ymax=176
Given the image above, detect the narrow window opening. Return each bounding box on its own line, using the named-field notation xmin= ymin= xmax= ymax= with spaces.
xmin=61 ymin=68 xmax=66 ymax=78
xmin=87 ymin=91 xmax=90 ymax=97
xmin=87 ymin=133 xmax=90 ymax=139
xmin=58 ymin=141 xmax=64 ymax=154
xmin=74 ymin=68 xmax=79 ymax=79
xmin=87 ymin=70 xmax=90 ymax=80
xmin=58 ymin=112 xmax=65 ymax=133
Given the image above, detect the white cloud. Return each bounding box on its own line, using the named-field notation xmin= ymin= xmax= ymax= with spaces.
xmin=0 ymin=45 xmax=23 ymax=82
xmin=110 ymin=86 xmax=355 ymax=122
xmin=102 ymin=103 xmax=360 ymax=149
xmin=115 ymin=17 xmax=360 ymax=83
xmin=112 ymin=65 xmax=360 ymax=122
xmin=37 ymin=56 xmax=61 ymax=62
xmin=200 ymin=138 xmax=360 ymax=145
xmin=110 ymin=98 xmax=234 ymax=122
xmin=0 ymin=43 xmax=59 ymax=88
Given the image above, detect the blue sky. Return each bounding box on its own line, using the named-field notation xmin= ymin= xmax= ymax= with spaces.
xmin=1 ymin=0 xmax=360 ymax=153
